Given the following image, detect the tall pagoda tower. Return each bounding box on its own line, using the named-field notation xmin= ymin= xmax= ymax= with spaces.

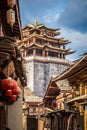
xmin=19 ymin=20 xmax=74 ymax=97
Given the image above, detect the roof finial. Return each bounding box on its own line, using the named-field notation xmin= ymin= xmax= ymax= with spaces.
xmin=34 ymin=18 xmax=38 ymax=26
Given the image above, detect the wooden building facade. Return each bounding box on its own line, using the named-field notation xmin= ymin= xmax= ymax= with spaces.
xmin=52 ymin=53 xmax=87 ymax=130
xmin=39 ymin=53 xmax=87 ymax=130
xmin=0 ymin=0 xmax=26 ymax=130
xmin=42 ymin=77 xmax=77 ymax=130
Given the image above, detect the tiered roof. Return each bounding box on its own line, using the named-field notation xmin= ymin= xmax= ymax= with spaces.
xmin=18 ymin=20 xmax=74 ymax=58
xmin=23 ymin=19 xmax=60 ymax=32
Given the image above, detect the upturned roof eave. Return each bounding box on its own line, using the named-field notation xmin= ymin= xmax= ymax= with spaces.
xmin=52 ymin=54 xmax=87 ymax=82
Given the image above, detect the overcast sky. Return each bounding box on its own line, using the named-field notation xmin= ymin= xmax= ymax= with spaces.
xmin=19 ymin=0 xmax=87 ymax=61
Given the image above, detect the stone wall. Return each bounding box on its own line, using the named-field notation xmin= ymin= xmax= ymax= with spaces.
xmin=24 ymin=62 xmax=34 ymax=92
xmin=25 ymin=60 xmax=68 ymax=97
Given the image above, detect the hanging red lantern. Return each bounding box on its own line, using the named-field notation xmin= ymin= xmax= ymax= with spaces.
xmin=12 ymin=86 xmax=21 ymax=95
xmin=4 ymin=90 xmax=12 ymax=97
xmin=7 ymin=0 xmax=16 ymax=8
xmin=1 ymin=78 xmax=18 ymax=90
xmin=10 ymin=95 xmax=16 ymax=101
xmin=6 ymin=9 xmax=15 ymax=27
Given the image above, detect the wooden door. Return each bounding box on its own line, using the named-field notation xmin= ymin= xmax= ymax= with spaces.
xmin=27 ymin=117 xmax=38 ymax=130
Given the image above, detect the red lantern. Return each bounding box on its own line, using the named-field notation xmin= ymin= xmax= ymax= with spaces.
xmin=10 ymin=95 xmax=16 ymax=101
xmin=4 ymin=90 xmax=12 ymax=97
xmin=12 ymin=86 xmax=21 ymax=95
xmin=7 ymin=0 xmax=16 ymax=8
xmin=1 ymin=78 xmax=18 ymax=90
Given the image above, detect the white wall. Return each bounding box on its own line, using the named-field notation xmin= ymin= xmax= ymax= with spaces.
xmin=7 ymin=93 xmax=23 ymax=130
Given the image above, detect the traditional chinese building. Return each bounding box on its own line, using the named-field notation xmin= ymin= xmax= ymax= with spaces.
xmin=23 ymin=87 xmax=44 ymax=130
xmin=0 ymin=0 xmax=26 ymax=130
xmin=52 ymin=53 xmax=87 ymax=130
xmin=42 ymin=76 xmax=74 ymax=130
xmin=18 ymin=20 xmax=74 ymax=97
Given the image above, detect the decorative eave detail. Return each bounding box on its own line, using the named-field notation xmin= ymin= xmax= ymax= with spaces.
xmin=59 ymin=39 xmax=71 ymax=45
xmin=18 ymin=41 xmax=72 ymax=54
xmin=43 ymin=44 xmax=71 ymax=53
xmin=24 ymin=42 xmax=43 ymax=49
xmin=65 ymin=49 xmax=76 ymax=55
xmin=23 ymin=22 xmax=60 ymax=32
xmin=20 ymin=33 xmax=70 ymax=45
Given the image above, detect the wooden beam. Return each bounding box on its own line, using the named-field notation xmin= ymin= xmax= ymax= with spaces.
xmin=73 ymin=101 xmax=87 ymax=106
xmin=17 ymin=77 xmax=22 ymax=88
xmin=69 ymin=63 xmax=87 ymax=75
xmin=68 ymin=67 xmax=87 ymax=81
xmin=49 ymin=87 xmax=58 ymax=90
xmin=79 ymin=101 xmax=87 ymax=105
xmin=44 ymin=96 xmax=56 ymax=99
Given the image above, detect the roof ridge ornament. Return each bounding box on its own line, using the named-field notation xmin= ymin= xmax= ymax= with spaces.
xmin=34 ymin=19 xmax=38 ymax=27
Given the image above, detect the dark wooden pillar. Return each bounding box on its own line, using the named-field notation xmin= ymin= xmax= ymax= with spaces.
xmin=0 ymin=107 xmax=6 ymax=130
